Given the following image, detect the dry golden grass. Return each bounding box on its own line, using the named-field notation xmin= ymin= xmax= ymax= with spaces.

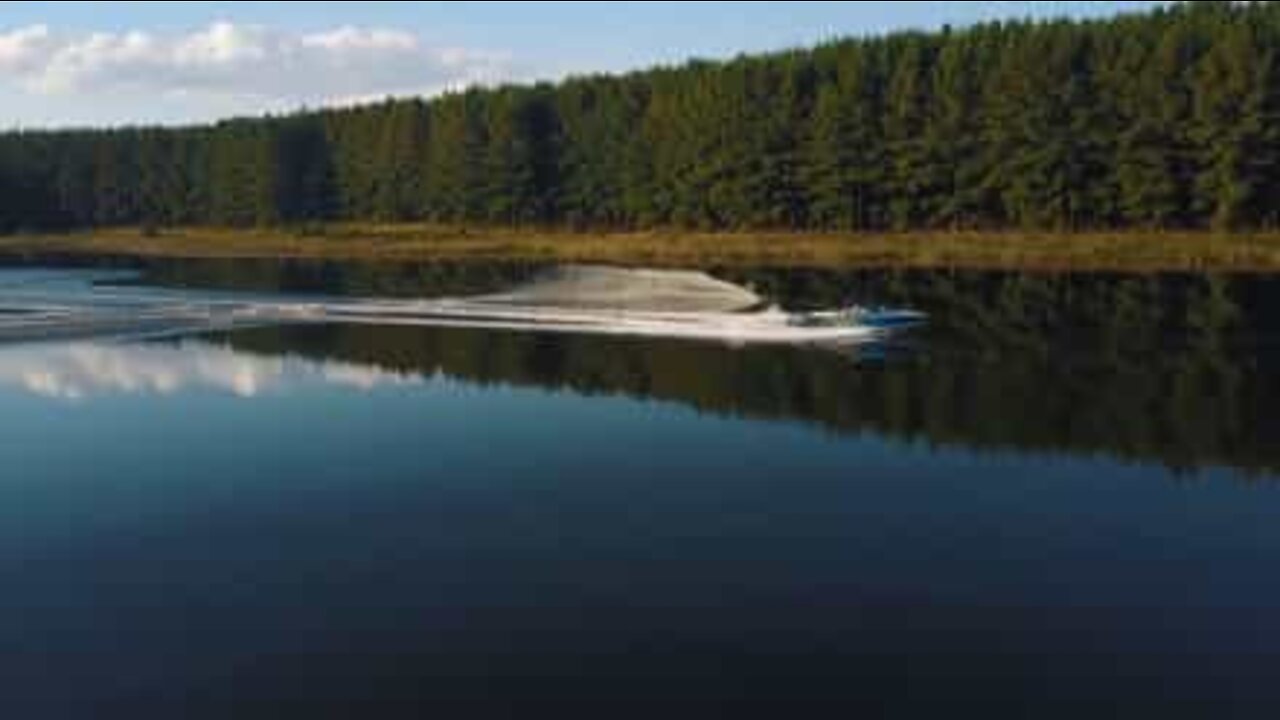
xmin=5 ymin=224 xmax=1280 ymax=272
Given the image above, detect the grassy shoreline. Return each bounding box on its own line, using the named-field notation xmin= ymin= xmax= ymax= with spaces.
xmin=4 ymin=225 xmax=1280 ymax=272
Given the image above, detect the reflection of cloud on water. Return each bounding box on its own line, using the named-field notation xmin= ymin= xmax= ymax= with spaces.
xmin=0 ymin=342 xmax=417 ymax=401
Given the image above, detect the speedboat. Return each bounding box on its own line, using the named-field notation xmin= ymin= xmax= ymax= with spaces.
xmin=787 ymin=307 xmax=929 ymax=331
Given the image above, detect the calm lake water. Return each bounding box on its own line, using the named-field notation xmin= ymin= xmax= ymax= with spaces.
xmin=3 ymin=259 xmax=1280 ymax=717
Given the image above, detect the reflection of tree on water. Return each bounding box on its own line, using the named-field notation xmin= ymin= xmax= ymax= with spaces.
xmin=208 ymin=270 xmax=1280 ymax=477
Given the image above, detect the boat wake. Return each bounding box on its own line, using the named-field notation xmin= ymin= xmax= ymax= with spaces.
xmin=0 ymin=266 xmax=926 ymax=347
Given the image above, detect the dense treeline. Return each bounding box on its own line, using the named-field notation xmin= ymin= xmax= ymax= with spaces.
xmin=2 ymin=1 xmax=1280 ymax=234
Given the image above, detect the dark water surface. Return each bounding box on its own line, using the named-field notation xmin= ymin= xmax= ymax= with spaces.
xmin=2 ymin=259 xmax=1279 ymax=717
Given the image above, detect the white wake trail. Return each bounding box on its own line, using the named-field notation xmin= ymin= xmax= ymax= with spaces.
xmin=0 ymin=266 xmax=924 ymax=346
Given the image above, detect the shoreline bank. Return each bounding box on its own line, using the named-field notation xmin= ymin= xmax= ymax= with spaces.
xmin=4 ymin=225 xmax=1280 ymax=273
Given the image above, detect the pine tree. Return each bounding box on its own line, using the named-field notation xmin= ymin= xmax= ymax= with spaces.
xmin=1192 ymin=18 xmax=1266 ymax=230
xmin=883 ymin=36 xmax=934 ymax=230
xmin=1113 ymin=22 xmax=1196 ymax=229
xmin=925 ymin=30 xmax=983 ymax=229
xmin=372 ymin=100 xmax=429 ymax=221
xmin=803 ymin=44 xmax=885 ymax=230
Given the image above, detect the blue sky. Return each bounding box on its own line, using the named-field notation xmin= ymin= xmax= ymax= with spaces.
xmin=0 ymin=1 xmax=1166 ymax=128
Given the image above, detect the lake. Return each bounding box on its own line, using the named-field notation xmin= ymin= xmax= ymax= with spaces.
xmin=2 ymin=259 xmax=1279 ymax=717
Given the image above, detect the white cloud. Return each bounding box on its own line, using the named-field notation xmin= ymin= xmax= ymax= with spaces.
xmin=301 ymin=26 xmax=418 ymax=53
xmin=0 ymin=23 xmax=53 ymax=74
xmin=0 ymin=21 xmax=515 ymax=123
